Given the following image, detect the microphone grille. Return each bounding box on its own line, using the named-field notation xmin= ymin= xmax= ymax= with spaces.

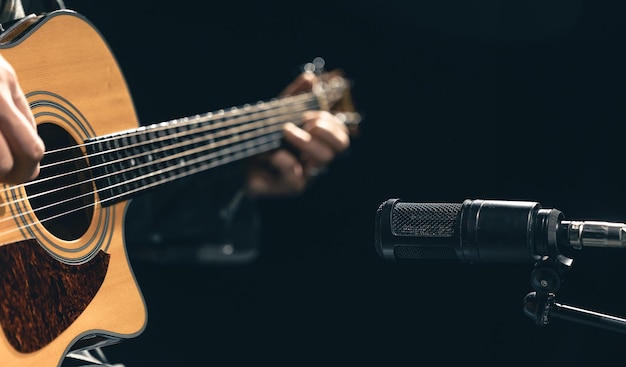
xmin=391 ymin=202 xmax=462 ymax=237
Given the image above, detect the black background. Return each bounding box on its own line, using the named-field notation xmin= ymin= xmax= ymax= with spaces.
xmin=61 ymin=1 xmax=626 ymax=365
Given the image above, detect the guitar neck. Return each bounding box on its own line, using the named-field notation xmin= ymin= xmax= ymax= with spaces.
xmin=85 ymin=91 xmax=321 ymax=205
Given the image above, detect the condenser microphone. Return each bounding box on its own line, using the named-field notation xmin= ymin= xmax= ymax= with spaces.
xmin=375 ymin=198 xmax=626 ymax=263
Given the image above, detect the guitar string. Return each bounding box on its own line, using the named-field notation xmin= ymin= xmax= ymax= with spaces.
xmin=0 ymin=98 xmax=320 ymax=237
xmin=0 ymin=90 xmax=318 ymax=200
xmin=0 ymin=76 xmax=347 ymax=238
xmin=9 ymin=98 xmax=315 ymax=205
xmin=0 ymin=127 xmax=292 ymax=239
xmin=0 ymin=107 xmax=310 ymax=228
xmin=18 ymin=91 xmax=318 ymax=184
xmin=0 ymin=111 xmax=306 ymax=227
xmin=0 ymin=114 xmax=305 ymax=237
xmin=0 ymin=95 xmax=314 ymax=213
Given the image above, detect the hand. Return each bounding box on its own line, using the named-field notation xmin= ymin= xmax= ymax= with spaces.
xmin=0 ymin=54 xmax=44 ymax=184
xmin=246 ymin=72 xmax=350 ymax=197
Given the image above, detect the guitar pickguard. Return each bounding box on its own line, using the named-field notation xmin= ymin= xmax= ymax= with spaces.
xmin=0 ymin=239 xmax=109 ymax=353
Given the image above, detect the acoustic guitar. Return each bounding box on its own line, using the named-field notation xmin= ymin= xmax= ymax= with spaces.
xmin=0 ymin=9 xmax=358 ymax=367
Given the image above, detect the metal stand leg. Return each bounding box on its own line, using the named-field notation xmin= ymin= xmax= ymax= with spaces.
xmin=64 ymin=348 xmax=125 ymax=367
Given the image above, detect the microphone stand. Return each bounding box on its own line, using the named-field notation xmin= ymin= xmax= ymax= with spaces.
xmin=523 ymin=256 xmax=626 ymax=334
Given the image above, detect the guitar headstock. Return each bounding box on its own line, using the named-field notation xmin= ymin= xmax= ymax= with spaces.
xmin=306 ymin=58 xmax=362 ymax=136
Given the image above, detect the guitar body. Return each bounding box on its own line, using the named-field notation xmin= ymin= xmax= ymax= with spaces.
xmin=0 ymin=8 xmax=359 ymax=367
xmin=0 ymin=10 xmax=146 ymax=367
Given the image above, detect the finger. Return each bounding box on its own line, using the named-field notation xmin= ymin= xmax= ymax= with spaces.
xmin=247 ymin=166 xmax=274 ymax=196
xmin=0 ymin=92 xmax=44 ymax=183
xmin=0 ymin=130 xmax=15 ymax=181
xmin=283 ymin=122 xmax=336 ymax=166
xmin=301 ymin=111 xmax=350 ymax=153
xmin=268 ymin=149 xmax=305 ymax=189
xmin=247 ymin=150 xmax=306 ymax=195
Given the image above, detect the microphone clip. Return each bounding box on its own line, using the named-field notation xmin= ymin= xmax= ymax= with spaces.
xmin=523 ymin=255 xmax=626 ymax=334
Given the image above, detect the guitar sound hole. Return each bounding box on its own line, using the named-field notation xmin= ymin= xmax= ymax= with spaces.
xmin=25 ymin=123 xmax=94 ymax=241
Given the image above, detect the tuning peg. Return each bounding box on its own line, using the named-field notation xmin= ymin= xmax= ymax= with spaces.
xmin=303 ymin=57 xmax=326 ymax=75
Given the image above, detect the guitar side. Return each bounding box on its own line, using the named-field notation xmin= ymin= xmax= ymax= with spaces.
xmin=0 ymin=10 xmax=146 ymax=367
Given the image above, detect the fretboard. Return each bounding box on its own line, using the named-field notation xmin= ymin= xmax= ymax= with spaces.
xmin=86 ymin=92 xmax=320 ymax=205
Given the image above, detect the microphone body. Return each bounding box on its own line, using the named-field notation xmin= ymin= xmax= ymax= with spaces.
xmin=375 ymin=198 xmax=626 ymax=335
xmin=375 ymin=199 xmax=565 ymax=263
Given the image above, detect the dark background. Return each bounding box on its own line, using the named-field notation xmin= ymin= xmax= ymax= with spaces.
xmin=62 ymin=1 xmax=626 ymax=365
